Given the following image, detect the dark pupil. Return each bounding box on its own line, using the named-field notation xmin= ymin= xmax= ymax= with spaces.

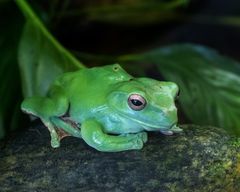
xmin=131 ymin=99 xmax=143 ymax=106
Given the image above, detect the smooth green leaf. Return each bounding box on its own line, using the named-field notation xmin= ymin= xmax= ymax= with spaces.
xmin=120 ymin=44 xmax=240 ymax=135
xmin=16 ymin=0 xmax=85 ymax=97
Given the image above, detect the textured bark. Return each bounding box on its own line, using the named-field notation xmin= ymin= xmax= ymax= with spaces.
xmin=0 ymin=124 xmax=240 ymax=192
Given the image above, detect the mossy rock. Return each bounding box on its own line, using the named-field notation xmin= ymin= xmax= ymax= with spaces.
xmin=0 ymin=124 xmax=240 ymax=192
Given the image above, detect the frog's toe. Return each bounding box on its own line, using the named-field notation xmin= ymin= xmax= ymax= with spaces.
xmin=134 ymin=132 xmax=148 ymax=143
xmin=171 ymin=125 xmax=183 ymax=133
xmin=50 ymin=132 xmax=60 ymax=148
xmin=133 ymin=137 xmax=144 ymax=150
xmin=140 ymin=132 xmax=148 ymax=143
xmin=51 ymin=138 xmax=60 ymax=148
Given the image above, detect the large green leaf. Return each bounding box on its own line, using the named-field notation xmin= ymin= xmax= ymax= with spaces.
xmin=120 ymin=44 xmax=240 ymax=135
xmin=16 ymin=0 xmax=85 ymax=97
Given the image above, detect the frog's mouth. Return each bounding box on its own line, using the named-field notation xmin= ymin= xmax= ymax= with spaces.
xmin=141 ymin=123 xmax=176 ymax=132
xmin=113 ymin=107 xmax=179 ymax=133
xmin=119 ymin=112 xmax=177 ymax=131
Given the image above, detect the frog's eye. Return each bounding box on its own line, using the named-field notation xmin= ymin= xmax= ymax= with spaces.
xmin=128 ymin=94 xmax=146 ymax=111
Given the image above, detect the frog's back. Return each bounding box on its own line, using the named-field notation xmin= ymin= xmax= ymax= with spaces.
xmin=51 ymin=64 xmax=133 ymax=120
xmin=54 ymin=64 xmax=132 ymax=88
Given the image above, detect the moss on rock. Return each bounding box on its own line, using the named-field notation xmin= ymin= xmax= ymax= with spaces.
xmin=0 ymin=124 xmax=240 ymax=191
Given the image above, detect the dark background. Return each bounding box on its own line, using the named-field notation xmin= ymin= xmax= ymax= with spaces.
xmin=49 ymin=0 xmax=240 ymax=60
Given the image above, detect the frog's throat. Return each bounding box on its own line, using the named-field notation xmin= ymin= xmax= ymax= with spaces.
xmin=116 ymin=111 xmax=175 ymax=131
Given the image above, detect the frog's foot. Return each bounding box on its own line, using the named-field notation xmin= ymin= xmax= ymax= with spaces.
xmin=131 ymin=132 xmax=148 ymax=149
xmin=122 ymin=132 xmax=148 ymax=144
xmin=42 ymin=120 xmax=61 ymax=148
xmin=137 ymin=132 xmax=148 ymax=143
xmin=81 ymin=119 xmax=148 ymax=152
xmin=170 ymin=125 xmax=183 ymax=133
xmin=160 ymin=125 xmax=183 ymax=136
xmin=122 ymin=132 xmax=148 ymax=150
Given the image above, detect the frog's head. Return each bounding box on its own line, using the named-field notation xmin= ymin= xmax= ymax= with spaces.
xmin=108 ymin=78 xmax=179 ymax=131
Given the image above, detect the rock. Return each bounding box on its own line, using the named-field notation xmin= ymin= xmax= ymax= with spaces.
xmin=0 ymin=123 xmax=240 ymax=192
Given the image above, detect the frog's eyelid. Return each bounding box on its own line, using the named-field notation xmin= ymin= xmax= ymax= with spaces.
xmin=128 ymin=94 xmax=147 ymax=111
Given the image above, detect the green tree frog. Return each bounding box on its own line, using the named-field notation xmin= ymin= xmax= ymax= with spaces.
xmin=21 ymin=64 xmax=182 ymax=152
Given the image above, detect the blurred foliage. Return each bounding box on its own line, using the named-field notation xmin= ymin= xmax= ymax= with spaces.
xmin=16 ymin=0 xmax=84 ymax=98
xmin=0 ymin=1 xmax=24 ymax=139
xmin=119 ymin=44 xmax=240 ymax=135
xmin=57 ymin=0 xmax=189 ymax=25
xmin=1 ymin=0 xmax=240 ymax=140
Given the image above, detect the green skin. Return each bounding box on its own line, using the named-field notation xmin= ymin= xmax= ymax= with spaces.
xmin=21 ymin=64 xmax=182 ymax=152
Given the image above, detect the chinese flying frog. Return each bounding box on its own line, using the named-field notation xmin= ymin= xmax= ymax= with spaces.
xmin=21 ymin=64 xmax=182 ymax=152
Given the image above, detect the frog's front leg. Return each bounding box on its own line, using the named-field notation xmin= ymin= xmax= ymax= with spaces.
xmin=81 ymin=119 xmax=148 ymax=152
